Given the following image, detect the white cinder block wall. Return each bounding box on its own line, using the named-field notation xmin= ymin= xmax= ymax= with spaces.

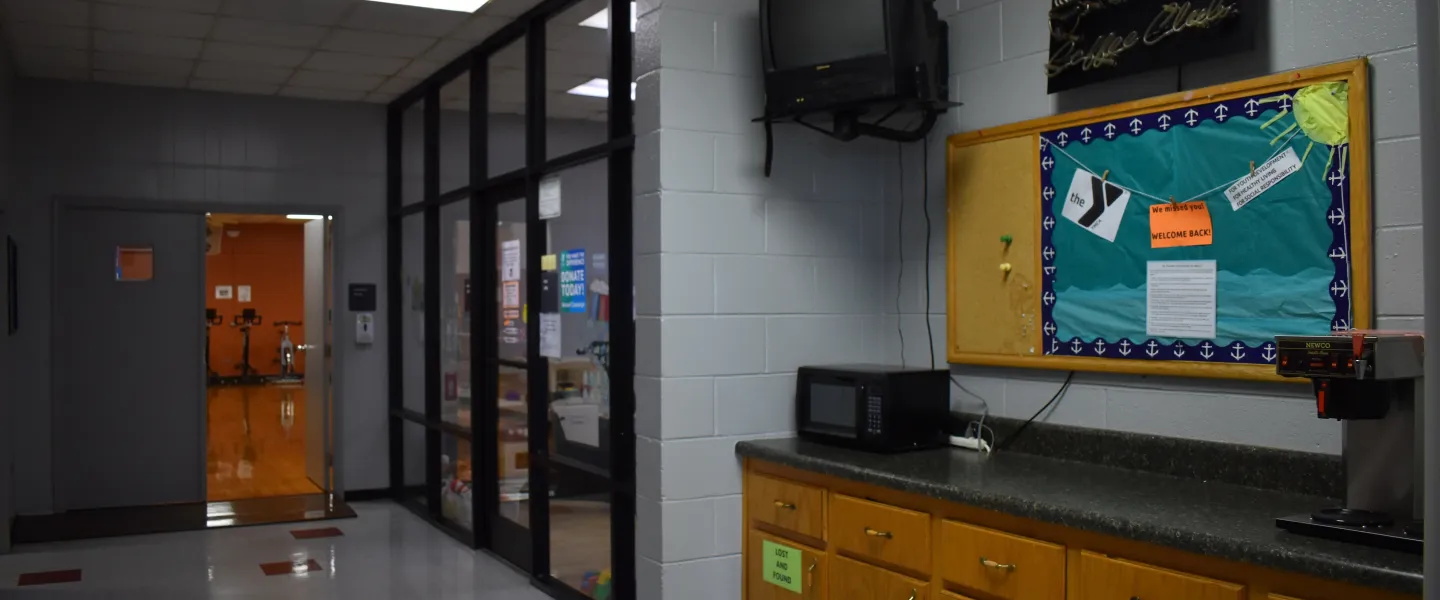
xmin=633 ymin=0 xmax=896 ymax=596
xmin=887 ymin=0 xmax=1423 ymax=455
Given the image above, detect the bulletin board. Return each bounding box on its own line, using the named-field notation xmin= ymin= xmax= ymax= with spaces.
xmin=946 ymin=59 xmax=1372 ymax=382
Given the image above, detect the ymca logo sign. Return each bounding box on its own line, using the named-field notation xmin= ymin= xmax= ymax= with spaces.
xmin=1059 ymin=169 xmax=1131 ymax=242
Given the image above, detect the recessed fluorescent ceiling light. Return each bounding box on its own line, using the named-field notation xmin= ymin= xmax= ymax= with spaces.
xmin=580 ymin=3 xmax=637 ymax=31
xmin=365 ymin=0 xmax=491 ymax=12
xmin=287 ymin=214 xmax=326 ymax=220
xmin=566 ymin=78 xmax=637 ymax=99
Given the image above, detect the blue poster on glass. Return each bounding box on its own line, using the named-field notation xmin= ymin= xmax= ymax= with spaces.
xmin=560 ymin=249 xmax=586 ymax=313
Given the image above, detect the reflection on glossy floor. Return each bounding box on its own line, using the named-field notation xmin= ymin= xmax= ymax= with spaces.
xmin=502 ymin=499 xmax=612 ymax=594
xmin=0 ymin=501 xmax=552 ymax=599
xmin=207 ymin=385 xmax=322 ymax=501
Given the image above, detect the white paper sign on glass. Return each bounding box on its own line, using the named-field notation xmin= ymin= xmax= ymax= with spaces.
xmin=1146 ymin=260 xmax=1217 ymax=340
xmin=540 ymin=312 xmax=561 ymax=359
xmin=501 ymin=239 xmax=522 ymax=282
xmin=1060 ymin=168 xmax=1131 ymax=242
xmin=539 ymin=176 xmax=562 ymax=220
xmin=238 ymin=285 xmax=252 ymax=303
xmin=1224 ymin=147 xmax=1302 ymax=211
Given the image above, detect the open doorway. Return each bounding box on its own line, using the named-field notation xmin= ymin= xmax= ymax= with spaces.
xmin=204 ymin=213 xmax=332 ymax=503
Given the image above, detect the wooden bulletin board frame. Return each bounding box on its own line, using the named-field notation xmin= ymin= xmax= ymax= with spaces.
xmin=945 ymin=59 xmax=1372 ymax=382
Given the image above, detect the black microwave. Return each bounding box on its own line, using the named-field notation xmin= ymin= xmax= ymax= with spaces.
xmin=796 ymin=365 xmax=949 ymax=452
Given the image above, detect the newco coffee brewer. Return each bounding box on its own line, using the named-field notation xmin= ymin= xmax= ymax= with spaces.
xmin=1274 ymin=332 xmax=1424 ymax=553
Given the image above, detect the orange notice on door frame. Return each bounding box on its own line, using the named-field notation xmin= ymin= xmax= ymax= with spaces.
xmin=1149 ymin=201 xmax=1214 ymax=248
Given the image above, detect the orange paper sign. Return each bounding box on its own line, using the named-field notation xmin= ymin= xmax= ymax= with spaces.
xmin=1149 ymin=201 xmax=1214 ymax=248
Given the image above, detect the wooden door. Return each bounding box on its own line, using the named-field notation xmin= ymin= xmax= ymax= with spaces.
xmin=748 ymin=529 xmax=826 ymax=600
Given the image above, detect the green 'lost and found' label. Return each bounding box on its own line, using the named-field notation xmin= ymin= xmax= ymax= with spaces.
xmin=762 ymin=540 xmax=803 ymax=593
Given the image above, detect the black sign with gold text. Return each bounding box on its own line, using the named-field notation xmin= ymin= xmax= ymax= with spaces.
xmin=1047 ymin=0 xmax=1254 ymax=93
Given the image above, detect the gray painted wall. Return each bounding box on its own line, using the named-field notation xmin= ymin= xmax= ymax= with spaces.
xmin=8 ymin=79 xmax=390 ymax=513
xmin=0 ymin=42 xmax=14 ymax=552
xmin=887 ymin=0 xmax=1426 ymax=455
xmin=634 ymin=0 xmax=893 ymax=596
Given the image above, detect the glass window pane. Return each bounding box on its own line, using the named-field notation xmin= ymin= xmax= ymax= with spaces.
xmin=440 ymin=72 xmax=470 ymax=193
xmin=441 ymin=200 xmax=471 ymax=428
xmin=115 ymin=246 xmax=153 ymax=281
xmin=489 ymin=37 xmax=526 ymax=174
xmin=401 ymin=213 xmax=425 ymax=414
xmin=550 ymin=484 xmax=611 ymax=592
xmin=496 ymin=195 xmax=530 ymax=530
xmin=546 ymin=0 xmax=614 ymax=159
xmin=402 ymin=420 xmax=426 ymax=506
xmin=498 ymin=364 xmax=530 ymax=526
xmin=440 ymin=432 xmax=473 ymax=531
xmin=402 ymin=100 xmax=425 ymax=206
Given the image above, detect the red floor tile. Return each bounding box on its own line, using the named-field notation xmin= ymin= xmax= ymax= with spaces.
xmin=290 ymin=526 xmax=344 ymax=540
xmin=17 ymin=569 xmax=82 ymax=586
xmin=259 ymin=559 xmax=323 ymax=576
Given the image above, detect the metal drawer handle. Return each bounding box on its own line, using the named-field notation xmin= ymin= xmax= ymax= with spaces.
xmin=906 ymin=589 xmax=916 ymax=600
xmin=864 ymin=527 xmax=893 ymax=539
xmin=774 ymin=500 xmax=796 ymax=510
xmin=979 ymin=556 xmax=1017 ymax=571
xmin=806 ymin=559 xmax=816 ymax=591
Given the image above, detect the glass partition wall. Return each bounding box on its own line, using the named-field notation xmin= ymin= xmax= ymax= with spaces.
xmin=386 ymin=1 xmax=634 ymax=598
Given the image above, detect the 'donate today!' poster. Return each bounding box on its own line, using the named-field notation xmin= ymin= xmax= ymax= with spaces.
xmin=560 ymin=249 xmax=586 ymax=313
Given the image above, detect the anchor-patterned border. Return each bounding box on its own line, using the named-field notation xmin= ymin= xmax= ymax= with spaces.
xmin=1036 ymin=87 xmax=1355 ymax=367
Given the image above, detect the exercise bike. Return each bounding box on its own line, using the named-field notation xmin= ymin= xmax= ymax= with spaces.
xmin=206 ymin=308 xmax=223 ymax=385
xmin=273 ymin=320 xmax=303 ymax=381
xmin=231 ymin=308 xmax=262 ymax=385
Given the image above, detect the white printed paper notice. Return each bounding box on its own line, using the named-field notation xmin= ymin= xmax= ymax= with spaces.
xmin=539 ymin=312 xmax=561 ymax=359
xmin=1060 ymin=168 xmax=1131 ymax=242
xmin=1224 ymin=147 xmax=1302 ymax=211
xmin=501 ymin=240 xmax=522 ymax=282
xmin=238 ymin=285 xmax=252 ymax=303
xmin=539 ymin=176 xmax=562 ymax=220
xmin=1146 ymin=260 xmax=1217 ymax=340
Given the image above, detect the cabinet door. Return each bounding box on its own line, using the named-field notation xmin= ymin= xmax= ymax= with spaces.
xmin=937 ymin=520 xmax=1065 ymax=600
xmin=749 ymin=529 xmax=826 ymax=600
xmin=830 ymin=494 xmax=932 ymax=575
xmin=749 ymin=473 xmax=827 ymax=541
xmin=1075 ymin=551 xmax=1245 ymax=600
xmin=830 ymin=555 xmax=928 ymax=600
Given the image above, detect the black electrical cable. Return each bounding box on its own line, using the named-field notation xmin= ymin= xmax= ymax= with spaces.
xmin=998 ymin=371 xmax=1075 ymax=450
xmin=896 ymin=141 xmax=907 ymax=368
xmin=922 ymin=131 xmax=934 ymax=370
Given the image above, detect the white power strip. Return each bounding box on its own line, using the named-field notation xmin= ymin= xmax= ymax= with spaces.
xmin=949 ymin=435 xmax=991 ymax=453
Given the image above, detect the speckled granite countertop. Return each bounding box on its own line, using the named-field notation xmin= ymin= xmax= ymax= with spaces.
xmin=736 ymin=438 xmax=1423 ymax=595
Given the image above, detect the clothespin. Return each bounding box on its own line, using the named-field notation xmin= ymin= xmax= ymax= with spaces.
xmin=1101 ymin=169 xmax=1109 ymax=182
xmin=1169 ymin=195 xmax=1178 ymax=206
xmin=1250 ymin=161 xmax=1255 ymax=176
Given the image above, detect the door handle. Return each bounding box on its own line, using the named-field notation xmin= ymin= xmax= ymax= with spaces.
xmin=863 ymin=527 xmax=893 ymax=539
xmin=774 ymin=500 xmax=796 ymax=510
xmin=979 ymin=557 xmax=1017 ymax=571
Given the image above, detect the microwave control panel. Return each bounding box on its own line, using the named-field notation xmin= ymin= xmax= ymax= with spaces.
xmin=866 ymin=394 xmax=883 ymax=435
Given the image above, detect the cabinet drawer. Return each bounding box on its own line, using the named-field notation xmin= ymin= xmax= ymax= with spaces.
xmin=1076 ymin=551 xmax=1245 ymax=600
xmin=830 ymin=494 xmax=931 ymax=574
xmin=831 ymin=555 xmax=929 ymax=600
xmin=748 ymin=529 xmax=825 ymax=600
xmin=748 ymin=474 xmax=826 ymax=541
xmin=937 ymin=520 xmax=1064 ymax=600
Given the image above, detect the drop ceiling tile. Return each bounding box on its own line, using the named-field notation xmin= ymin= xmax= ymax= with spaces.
xmin=441 ymin=98 xmax=467 ymax=111
xmin=422 ymin=38 xmax=472 ymax=63
xmin=341 ymin=1 xmax=470 ymax=37
xmin=102 ymin=0 xmax=225 ymax=12
xmin=220 ymin=0 xmax=355 ymax=26
xmin=13 ymin=45 xmax=89 ymax=74
xmin=303 ymin=51 xmax=409 ymax=76
xmin=213 ymin=17 xmax=330 ymax=48
xmin=94 ymin=4 xmax=215 ymax=38
xmin=5 ymin=24 xmax=89 ymax=50
xmin=93 ymin=52 xmax=196 ymax=76
xmin=396 ymin=59 xmax=441 ymax=79
xmin=96 ymin=31 xmax=205 ymax=59
xmin=490 ymin=41 xmax=524 ymax=68
xmin=548 ymin=49 xmax=607 ymax=77
xmin=202 ymin=41 xmax=311 ymax=67
xmin=480 ymin=0 xmax=546 ymax=18
xmin=290 ymin=69 xmax=385 ymax=91
xmin=194 ymin=60 xmax=294 ymax=83
xmin=489 ymin=99 xmax=525 ymax=115
xmin=191 ymin=78 xmax=282 ymax=95
xmin=448 ymin=15 xmax=509 ymax=42
xmin=0 ymin=0 xmax=88 ymax=27
xmin=93 ymin=70 xmax=190 ymax=88
xmin=322 ymin=29 xmax=437 ymax=58
xmin=280 ymin=86 xmax=367 ymax=101
xmin=365 ymin=91 xmax=397 ymax=103
xmin=546 ymin=24 xmax=605 ymax=54
xmin=544 ymin=71 xmax=593 ymax=93
xmin=376 ymin=76 xmax=420 ymax=94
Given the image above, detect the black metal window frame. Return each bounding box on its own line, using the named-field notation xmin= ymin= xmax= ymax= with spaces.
xmin=384 ymin=1 xmax=635 ymax=599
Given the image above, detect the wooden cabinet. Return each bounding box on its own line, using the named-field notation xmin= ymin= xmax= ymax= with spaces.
xmin=830 ymin=494 xmax=932 ymax=575
xmin=748 ymin=529 xmax=826 ymax=600
xmin=1074 ymin=550 xmax=1245 ymax=600
xmin=749 ymin=473 xmax=827 ymax=541
xmin=1270 ymin=596 xmax=1306 ymax=600
xmin=937 ymin=520 xmax=1065 ymax=600
xmin=831 ymin=555 xmax=929 ymax=600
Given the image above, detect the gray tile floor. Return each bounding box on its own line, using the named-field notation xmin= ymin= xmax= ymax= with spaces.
xmin=0 ymin=501 xmax=552 ymax=599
